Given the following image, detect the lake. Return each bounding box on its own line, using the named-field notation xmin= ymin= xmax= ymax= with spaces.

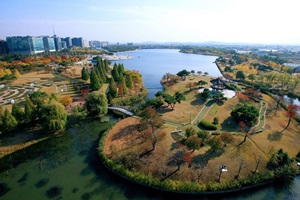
xmin=0 ymin=49 xmax=299 ymax=200
xmin=113 ymin=49 xmax=221 ymax=98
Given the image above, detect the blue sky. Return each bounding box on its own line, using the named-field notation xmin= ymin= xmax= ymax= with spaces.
xmin=1 ymin=0 xmax=300 ymax=44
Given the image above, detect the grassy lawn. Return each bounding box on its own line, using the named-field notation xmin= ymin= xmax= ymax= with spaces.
xmin=103 ymin=73 xmax=300 ymax=187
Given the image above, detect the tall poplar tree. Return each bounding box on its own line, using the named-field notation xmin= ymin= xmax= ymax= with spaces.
xmin=81 ymin=67 xmax=89 ymax=81
xmin=108 ymin=77 xmax=118 ymax=98
xmin=90 ymin=68 xmax=102 ymax=91
xmin=24 ymin=96 xmax=35 ymax=123
xmin=11 ymin=104 xmax=25 ymax=124
xmin=2 ymin=109 xmax=18 ymax=134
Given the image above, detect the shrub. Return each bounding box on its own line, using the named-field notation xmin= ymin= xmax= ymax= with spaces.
xmin=199 ymin=120 xmax=217 ymax=130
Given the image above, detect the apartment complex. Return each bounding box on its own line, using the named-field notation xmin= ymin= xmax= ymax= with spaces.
xmin=5 ymin=35 xmax=101 ymax=54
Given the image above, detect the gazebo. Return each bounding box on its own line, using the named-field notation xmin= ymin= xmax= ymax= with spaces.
xmin=210 ymin=77 xmax=226 ymax=91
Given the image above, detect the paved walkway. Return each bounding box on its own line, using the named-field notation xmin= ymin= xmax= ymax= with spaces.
xmin=165 ymin=100 xmax=214 ymax=131
xmin=250 ymin=101 xmax=267 ymax=134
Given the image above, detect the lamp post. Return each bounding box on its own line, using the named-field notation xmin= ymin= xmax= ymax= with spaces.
xmin=217 ymin=165 xmax=227 ymax=182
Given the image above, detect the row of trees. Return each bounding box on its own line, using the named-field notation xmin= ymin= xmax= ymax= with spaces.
xmin=0 ymin=91 xmax=68 ymax=134
xmin=0 ymin=89 xmax=110 ymax=135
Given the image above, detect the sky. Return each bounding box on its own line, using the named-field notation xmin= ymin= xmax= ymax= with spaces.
xmin=1 ymin=0 xmax=300 ymax=44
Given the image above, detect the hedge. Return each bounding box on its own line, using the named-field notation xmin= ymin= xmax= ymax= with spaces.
xmin=199 ymin=120 xmax=217 ymax=130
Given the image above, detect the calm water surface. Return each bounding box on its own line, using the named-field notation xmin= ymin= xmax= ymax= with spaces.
xmin=0 ymin=49 xmax=299 ymax=200
xmin=114 ymin=49 xmax=221 ymax=98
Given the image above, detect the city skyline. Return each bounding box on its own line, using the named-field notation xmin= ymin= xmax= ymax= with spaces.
xmin=1 ymin=0 xmax=300 ymax=45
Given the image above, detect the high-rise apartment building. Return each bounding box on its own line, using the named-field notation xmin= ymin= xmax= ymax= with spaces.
xmin=62 ymin=37 xmax=72 ymax=49
xmin=0 ymin=40 xmax=9 ymax=55
xmin=6 ymin=36 xmax=45 ymax=54
xmin=42 ymin=36 xmax=56 ymax=52
xmin=72 ymin=37 xmax=84 ymax=47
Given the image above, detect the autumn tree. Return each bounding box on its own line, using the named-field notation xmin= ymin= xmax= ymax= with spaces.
xmin=208 ymin=137 xmax=222 ymax=152
xmin=185 ymin=127 xmax=197 ymax=138
xmin=281 ymin=104 xmax=300 ymax=133
xmin=139 ymin=107 xmax=165 ymax=152
xmin=219 ymin=132 xmax=234 ymax=147
xmin=59 ymin=96 xmax=73 ymax=107
xmin=186 ymin=82 xmax=196 ymax=90
xmin=185 ymin=135 xmax=202 ymax=152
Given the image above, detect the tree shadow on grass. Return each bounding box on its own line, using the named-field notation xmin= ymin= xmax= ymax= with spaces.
xmin=112 ymin=124 xmax=138 ymax=141
xmin=221 ymin=117 xmax=238 ymax=132
xmin=268 ymin=131 xmax=282 ymax=142
xmin=156 ymin=105 xmax=173 ymax=114
xmin=191 ymin=148 xmax=225 ymax=168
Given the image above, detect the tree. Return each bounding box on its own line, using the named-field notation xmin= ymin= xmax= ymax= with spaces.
xmin=24 ymin=96 xmax=35 ymax=123
xmin=177 ymin=69 xmax=190 ymax=80
xmin=185 ymin=127 xmax=197 ymax=138
xmin=185 ymin=135 xmax=201 ymax=152
xmin=2 ymin=109 xmax=18 ymax=134
xmin=236 ymin=70 xmax=246 ymax=80
xmin=230 ymin=103 xmax=259 ymax=127
xmin=38 ymin=101 xmax=67 ymax=131
xmin=200 ymin=88 xmax=210 ymax=101
xmin=90 ymin=68 xmax=102 ymax=91
xmin=144 ymin=98 xmax=164 ymax=109
xmin=85 ymin=91 xmax=108 ymax=116
xmin=29 ymin=91 xmax=48 ymax=108
xmin=208 ymin=136 xmax=222 ymax=152
xmin=267 ymin=149 xmax=292 ymax=170
xmin=12 ymin=69 xmax=21 ymax=78
xmin=11 ymin=104 xmax=24 ymax=124
xmin=174 ymin=92 xmax=186 ymax=104
xmin=248 ymin=74 xmax=256 ymax=82
xmin=125 ymin=73 xmax=133 ymax=92
xmin=219 ymin=132 xmax=234 ymax=146
xmin=281 ymin=104 xmax=300 ymax=132
xmin=197 ymin=71 xmax=202 ymax=76
xmin=59 ymin=96 xmax=72 ymax=107
xmin=111 ymin=64 xmax=120 ymax=81
xmin=81 ymin=67 xmax=89 ymax=81
xmin=118 ymin=73 xmax=127 ymax=95
xmin=139 ymin=107 xmax=165 ymax=151
xmin=185 ymin=82 xmax=196 ymax=90
xmin=212 ymin=92 xmax=227 ymax=103
xmin=197 ymin=80 xmax=207 ymax=87
xmin=108 ymin=77 xmax=117 ymax=98
xmin=191 ymin=70 xmax=195 ymax=75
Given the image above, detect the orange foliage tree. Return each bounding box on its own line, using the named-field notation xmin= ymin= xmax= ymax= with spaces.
xmin=59 ymin=96 xmax=73 ymax=107
xmin=281 ymin=104 xmax=300 ymax=132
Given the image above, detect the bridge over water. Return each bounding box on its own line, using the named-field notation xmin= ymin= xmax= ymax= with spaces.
xmin=108 ymin=106 xmax=134 ymax=116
